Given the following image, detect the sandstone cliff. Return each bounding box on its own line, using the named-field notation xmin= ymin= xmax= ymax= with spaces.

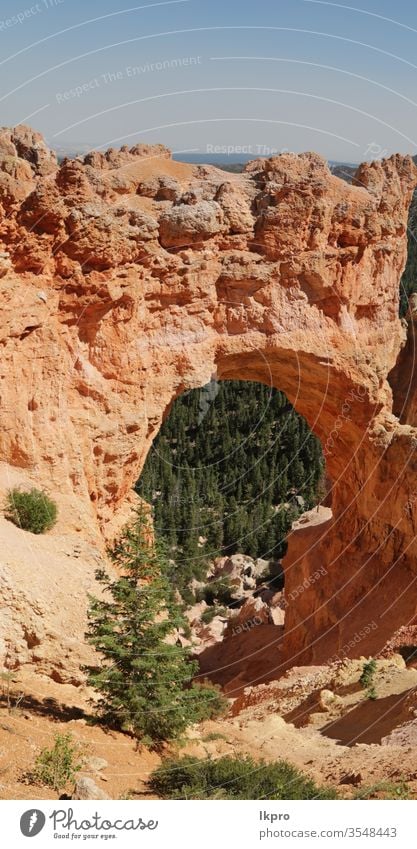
xmin=1 ymin=124 xmax=417 ymax=681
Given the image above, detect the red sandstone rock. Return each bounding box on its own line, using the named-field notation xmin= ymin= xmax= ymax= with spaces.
xmin=159 ymin=199 xmax=225 ymax=247
xmin=0 ymin=126 xmax=416 ymax=676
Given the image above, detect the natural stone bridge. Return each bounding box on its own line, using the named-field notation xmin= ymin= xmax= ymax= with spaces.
xmin=1 ymin=125 xmax=417 ymax=674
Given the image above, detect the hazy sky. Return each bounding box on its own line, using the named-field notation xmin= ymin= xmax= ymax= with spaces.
xmin=1 ymin=0 xmax=416 ymax=162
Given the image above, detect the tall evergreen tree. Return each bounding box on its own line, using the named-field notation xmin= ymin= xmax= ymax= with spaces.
xmin=136 ymin=381 xmax=324 ymax=596
xmin=400 ymin=185 xmax=417 ymax=316
xmin=85 ymin=507 xmax=226 ymax=747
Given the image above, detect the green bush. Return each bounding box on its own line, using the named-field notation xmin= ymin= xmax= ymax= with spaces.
xmin=33 ymin=733 xmax=84 ymax=793
xmin=180 ymin=585 xmax=197 ymax=607
xmin=202 ymin=732 xmax=227 ymax=743
xmin=201 ymin=606 xmax=227 ymax=625
xmin=149 ymin=755 xmax=338 ymax=800
xmin=189 ymin=681 xmax=228 ymax=723
xmin=399 ymin=186 xmax=417 ymax=316
xmin=354 ymin=780 xmax=411 ymax=800
xmin=360 ymin=659 xmax=377 ymax=687
xmin=197 ymin=578 xmax=234 ymax=607
xmin=360 ymin=659 xmax=377 ymax=699
xmin=5 ymin=487 xmax=57 ymax=534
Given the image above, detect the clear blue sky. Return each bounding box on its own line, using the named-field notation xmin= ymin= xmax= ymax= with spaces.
xmin=1 ymin=0 xmax=416 ymax=162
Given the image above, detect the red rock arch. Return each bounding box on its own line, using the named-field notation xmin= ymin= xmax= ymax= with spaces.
xmin=1 ymin=126 xmax=417 ymax=668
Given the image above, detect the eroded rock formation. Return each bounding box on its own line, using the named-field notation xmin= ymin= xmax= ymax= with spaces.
xmin=1 ymin=124 xmax=417 ymax=676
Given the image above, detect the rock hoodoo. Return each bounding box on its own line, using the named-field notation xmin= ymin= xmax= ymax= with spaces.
xmin=1 ymin=124 xmax=417 ymax=676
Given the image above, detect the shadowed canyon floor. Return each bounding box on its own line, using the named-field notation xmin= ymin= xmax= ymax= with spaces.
xmin=2 ymin=655 xmax=417 ymax=799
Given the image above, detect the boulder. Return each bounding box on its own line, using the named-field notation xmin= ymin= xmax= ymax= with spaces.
xmin=85 ymin=757 xmax=108 ymax=773
xmin=73 ymin=776 xmax=110 ymax=800
xmin=159 ymin=200 xmax=224 ymax=247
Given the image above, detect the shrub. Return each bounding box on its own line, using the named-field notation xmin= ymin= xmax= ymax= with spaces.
xmin=181 ymin=620 xmax=192 ymax=640
xmin=360 ymin=659 xmax=377 ymax=689
xmin=149 ymin=755 xmax=338 ymax=800
xmin=201 ymin=606 xmax=227 ymax=625
xmin=180 ymin=586 xmax=196 ymax=607
xmin=189 ymin=681 xmax=228 ymax=723
xmin=5 ymin=487 xmax=57 ymax=534
xmin=197 ymin=578 xmax=234 ymax=607
xmin=360 ymin=659 xmax=377 ymax=699
xmin=202 ymin=732 xmax=227 ymax=743
xmin=354 ymin=779 xmax=411 ymax=800
xmin=32 ymin=733 xmax=84 ymax=793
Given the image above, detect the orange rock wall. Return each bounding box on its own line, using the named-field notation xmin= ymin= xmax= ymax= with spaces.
xmin=1 ymin=125 xmax=417 ymax=667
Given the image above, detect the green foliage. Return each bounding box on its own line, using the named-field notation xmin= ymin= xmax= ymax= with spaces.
xmin=190 ymin=681 xmax=228 ymax=723
xmin=360 ymin=659 xmax=377 ymax=700
xmin=5 ymin=487 xmax=57 ymax=534
xmin=354 ymin=779 xmax=411 ymax=800
xmin=85 ymin=507 xmax=227 ymax=747
xmin=202 ymin=732 xmax=227 ymax=742
xmin=149 ymin=754 xmax=338 ymax=800
xmin=136 ymin=381 xmax=324 ymax=600
xmin=33 ymin=733 xmax=84 ymax=792
xmin=201 ymin=606 xmax=227 ymax=624
xmin=197 ymin=578 xmax=234 ymax=607
xmin=360 ymin=659 xmax=377 ymax=689
xmin=400 ymin=186 xmax=417 ymax=317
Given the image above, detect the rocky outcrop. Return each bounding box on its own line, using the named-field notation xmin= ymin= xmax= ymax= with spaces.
xmin=0 ymin=125 xmax=417 ymax=678
xmin=0 ymin=513 xmax=104 ymax=683
xmin=159 ymin=199 xmax=225 ymax=247
xmin=208 ymin=553 xmax=272 ymax=597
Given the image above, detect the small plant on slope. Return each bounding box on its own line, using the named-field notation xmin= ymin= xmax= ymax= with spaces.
xmin=354 ymin=779 xmax=411 ymax=800
xmin=360 ymin=659 xmax=377 ymax=699
xmin=201 ymin=606 xmax=227 ymax=625
xmin=5 ymin=487 xmax=57 ymax=534
xmin=32 ymin=733 xmax=84 ymax=793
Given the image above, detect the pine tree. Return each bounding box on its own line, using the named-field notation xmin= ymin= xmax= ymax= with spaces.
xmin=136 ymin=380 xmax=324 ymax=593
xmin=400 ymin=186 xmax=417 ymax=317
xmin=85 ymin=506 xmax=226 ymax=747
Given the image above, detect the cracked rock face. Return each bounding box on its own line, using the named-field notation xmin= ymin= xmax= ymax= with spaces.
xmin=159 ymin=199 xmax=225 ymax=247
xmin=1 ymin=125 xmax=417 ymax=673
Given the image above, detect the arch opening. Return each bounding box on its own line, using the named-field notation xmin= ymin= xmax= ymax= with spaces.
xmin=136 ymin=378 xmax=328 ymax=691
